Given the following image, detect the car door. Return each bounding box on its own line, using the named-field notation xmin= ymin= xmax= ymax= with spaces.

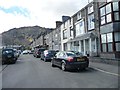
xmin=53 ymin=52 xmax=60 ymax=66
xmin=57 ymin=52 xmax=66 ymax=66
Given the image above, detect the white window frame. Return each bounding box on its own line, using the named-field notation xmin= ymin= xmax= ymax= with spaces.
xmin=88 ymin=14 xmax=95 ymax=30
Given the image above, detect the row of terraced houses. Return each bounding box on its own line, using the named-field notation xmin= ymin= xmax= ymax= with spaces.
xmin=31 ymin=1 xmax=120 ymax=59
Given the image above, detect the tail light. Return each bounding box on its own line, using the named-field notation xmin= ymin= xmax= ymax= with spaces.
xmin=37 ymin=51 xmax=41 ymax=54
xmin=67 ymin=57 xmax=74 ymax=62
xmin=44 ymin=51 xmax=48 ymax=56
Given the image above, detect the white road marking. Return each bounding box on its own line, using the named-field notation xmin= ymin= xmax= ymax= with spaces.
xmin=0 ymin=65 xmax=8 ymax=73
xmin=93 ymin=67 xmax=120 ymax=77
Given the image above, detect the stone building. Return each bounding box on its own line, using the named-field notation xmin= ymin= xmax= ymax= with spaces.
xmin=61 ymin=2 xmax=99 ymax=56
xmin=45 ymin=21 xmax=62 ymax=50
xmin=98 ymin=1 xmax=120 ymax=59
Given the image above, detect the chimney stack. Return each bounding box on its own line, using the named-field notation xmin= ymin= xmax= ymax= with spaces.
xmin=56 ymin=21 xmax=62 ymax=28
xmin=62 ymin=16 xmax=70 ymax=22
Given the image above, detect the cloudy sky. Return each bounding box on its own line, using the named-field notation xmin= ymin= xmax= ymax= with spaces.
xmin=0 ymin=0 xmax=91 ymax=33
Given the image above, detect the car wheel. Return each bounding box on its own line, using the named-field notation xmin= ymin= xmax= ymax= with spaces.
xmin=44 ymin=58 xmax=47 ymax=62
xmin=61 ymin=63 xmax=66 ymax=71
xmin=11 ymin=60 xmax=16 ymax=64
xmin=2 ymin=61 xmax=5 ymax=65
xmin=51 ymin=61 xmax=55 ymax=67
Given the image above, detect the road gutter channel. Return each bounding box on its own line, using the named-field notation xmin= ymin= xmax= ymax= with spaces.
xmin=0 ymin=65 xmax=8 ymax=73
xmin=91 ymin=66 xmax=120 ymax=77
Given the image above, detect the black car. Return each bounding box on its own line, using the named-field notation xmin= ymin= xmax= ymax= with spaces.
xmin=2 ymin=48 xmax=17 ymax=64
xmin=51 ymin=51 xmax=89 ymax=71
xmin=41 ymin=50 xmax=57 ymax=62
xmin=33 ymin=48 xmax=46 ymax=58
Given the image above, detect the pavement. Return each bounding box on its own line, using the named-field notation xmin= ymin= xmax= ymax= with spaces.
xmin=89 ymin=62 xmax=119 ymax=76
xmin=89 ymin=56 xmax=120 ymax=66
xmin=89 ymin=56 xmax=119 ymax=77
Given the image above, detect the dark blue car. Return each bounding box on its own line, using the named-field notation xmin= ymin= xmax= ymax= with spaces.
xmin=51 ymin=51 xmax=89 ymax=71
xmin=2 ymin=48 xmax=17 ymax=64
xmin=41 ymin=50 xmax=57 ymax=62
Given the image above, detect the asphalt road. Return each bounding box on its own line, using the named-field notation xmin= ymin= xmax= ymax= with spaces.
xmin=2 ymin=54 xmax=118 ymax=88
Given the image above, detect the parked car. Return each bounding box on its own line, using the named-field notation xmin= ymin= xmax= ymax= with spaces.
xmin=41 ymin=50 xmax=57 ymax=62
xmin=33 ymin=48 xmax=46 ymax=58
xmin=68 ymin=51 xmax=83 ymax=56
xmin=13 ymin=49 xmax=19 ymax=59
xmin=22 ymin=50 xmax=32 ymax=54
xmin=51 ymin=51 xmax=89 ymax=71
xmin=29 ymin=50 xmax=33 ymax=54
xmin=2 ymin=48 xmax=17 ymax=64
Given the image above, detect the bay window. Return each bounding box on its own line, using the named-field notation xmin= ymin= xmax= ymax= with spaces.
xmin=101 ymin=33 xmax=113 ymax=52
xmin=107 ymin=33 xmax=113 ymax=52
xmin=75 ymin=19 xmax=85 ymax=37
xmin=114 ymin=12 xmax=119 ymax=21
xmin=101 ymin=16 xmax=105 ymax=25
xmin=116 ymin=43 xmax=120 ymax=51
xmin=100 ymin=7 xmax=105 ymax=16
xmin=101 ymin=34 xmax=107 ymax=52
xmin=113 ymin=2 xmax=119 ymax=11
xmin=114 ymin=32 xmax=120 ymax=51
xmin=101 ymin=34 xmax=107 ymax=43
xmin=113 ymin=2 xmax=120 ymax=21
xmin=106 ymin=3 xmax=111 ymax=14
xmin=106 ymin=13 xmax=112 ymax=23
xmin=100 ymin=3 xmax=112 ymax=25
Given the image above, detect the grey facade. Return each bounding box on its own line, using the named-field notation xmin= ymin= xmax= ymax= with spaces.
xmin=31 ymin=1 xmax=120 ymax=59
xmin=45 ymin=21 xmax=62 ymax=50
xmin=99 ymin=1 xmax=120 ymax=59
xmin=31 ymin=28 xmax=54 ymax=49
xmin=61 ymin=2 xmax=100 ymax=56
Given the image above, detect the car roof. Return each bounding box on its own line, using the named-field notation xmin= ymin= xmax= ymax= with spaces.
xmin=58 ymin=51 xmax=74 ymax=53
xmin=3 ymin=48 xmax=13 ymax=50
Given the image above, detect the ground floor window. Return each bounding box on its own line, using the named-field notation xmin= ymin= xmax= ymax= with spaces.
xmin=114 ymin=32 xmax=120 ymax=51
xmin=101 ymin=31 xmax=120 ymax=52
xmin=63 ymin=43 xmax=67 ymax=51
xmin=116 ymin=43 xmax=120 ymax=51
xmin=74 ymin=41 xmax=79 ymax=51
xmin=101 ymin=32 xmax=113 ymax=52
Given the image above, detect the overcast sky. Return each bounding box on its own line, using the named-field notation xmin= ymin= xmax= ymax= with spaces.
xmin=0 ymin=0 xmax=91 ymax=33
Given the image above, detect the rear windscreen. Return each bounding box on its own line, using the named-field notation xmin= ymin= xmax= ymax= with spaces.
xmin=39 ymin=49 xmax=45 ymax=52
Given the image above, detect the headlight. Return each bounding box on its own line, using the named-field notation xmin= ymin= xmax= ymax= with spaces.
xmin=5 ymin=51 xmax=9 ymax=53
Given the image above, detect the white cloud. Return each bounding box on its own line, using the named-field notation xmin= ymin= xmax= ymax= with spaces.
xmin=0 ymin=0 xmax=89 ymax=33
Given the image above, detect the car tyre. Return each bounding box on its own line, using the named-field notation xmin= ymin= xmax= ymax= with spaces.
xmin=11 ymin=61 xmax=16 ymax=64
xmin=44 ymin=58 xmax=47 ymax=62
xmin=61 ymin=63 xmax=66 ymax=71
xmin=51 ymin=61 xmax=55 ymax=67
xmin=2 ymin=61 xmax=5 ymax=65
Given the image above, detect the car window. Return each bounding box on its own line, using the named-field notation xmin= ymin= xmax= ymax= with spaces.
xmin=48 ymin=50 xmax=56 ymax=54
xmin=76 ymin=52 xmax=83 ymax=56
xmin=56 ymin=52 xmax=60 ymax=57
xmin=59 ymin=52 xmax=64 ymax=57
xmin=66 ymin=52 xmax=76 ymax=57
xmin=39 ymin=49 xmax=45 ymax=52
xmin=3 ymin=49 xmax=13 ymax=53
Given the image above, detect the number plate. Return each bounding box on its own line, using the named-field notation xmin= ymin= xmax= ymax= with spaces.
xmin=7 ymin=55 xmax=12 ymax=58
xmin=77 ymin=58 xmax=84 ymax=61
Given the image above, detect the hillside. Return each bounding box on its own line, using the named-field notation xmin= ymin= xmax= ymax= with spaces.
xmin=2 ymin=26 xmax=53 ymax=47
